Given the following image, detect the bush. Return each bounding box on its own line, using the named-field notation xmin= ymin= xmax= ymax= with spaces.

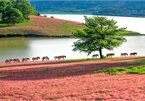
xmin=50 ymin=16 xmax=54 ymax=18
xmin=44 ymin=15 xmax=47 ymax=17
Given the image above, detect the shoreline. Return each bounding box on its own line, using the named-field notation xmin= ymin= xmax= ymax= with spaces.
xmin=0 ymin=33 xmax=144 ymax=39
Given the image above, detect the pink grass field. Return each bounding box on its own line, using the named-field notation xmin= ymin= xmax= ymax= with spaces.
xmin=0 ymin=56 xmax=145 ymax=101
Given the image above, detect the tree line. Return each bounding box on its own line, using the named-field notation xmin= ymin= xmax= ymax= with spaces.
xmin=31 ymin=1 xmax=145 ymax=17
xmin=0 ymin=0 xmax=36 ymax=25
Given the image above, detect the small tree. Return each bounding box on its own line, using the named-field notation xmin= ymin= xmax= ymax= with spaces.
xmin=72 ymin=16 xmax=127 ymax=59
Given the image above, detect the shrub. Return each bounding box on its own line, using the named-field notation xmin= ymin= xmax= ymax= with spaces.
xmin=50 ymin=16 xmax=54 ymax=18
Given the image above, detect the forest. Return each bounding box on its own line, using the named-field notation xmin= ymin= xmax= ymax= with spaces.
xmin=30 ymin=1 xmax=145 ymax=17
xmin=0 ymin=0 xmax=36 ymax=25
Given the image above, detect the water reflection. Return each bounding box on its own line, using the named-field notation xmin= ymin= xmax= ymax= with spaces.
xmin=0 ymin=36 xmax=145 ymax=62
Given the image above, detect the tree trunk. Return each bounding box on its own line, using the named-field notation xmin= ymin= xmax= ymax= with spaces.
xmin=99 ymin=48 xmax=103 ymax=59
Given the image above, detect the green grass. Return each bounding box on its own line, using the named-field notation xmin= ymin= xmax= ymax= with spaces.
xmin=93 ymin=58 xmax=145 ymax=75
xmin=93 ymin=65 xmax=145 ymax=75
xmin=16 ymin=20 xmax=33 ymax=27
xmin=119 ymin=30 xmax=140 ymax=35
xmin=64 ymin=58 xmax=100 ymax=62
xmin=60 ymin=23 xmax=82 ymax=33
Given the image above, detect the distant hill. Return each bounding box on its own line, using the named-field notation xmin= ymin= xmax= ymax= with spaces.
xmin=30 ymin=1 xmax=145 ymax=17
xmin=0 ymin=15 xmax=83 ymax=38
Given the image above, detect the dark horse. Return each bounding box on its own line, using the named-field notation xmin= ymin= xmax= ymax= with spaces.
xmin=13 ymin=58 xmax=20 ymax=62
xmin=42 ymin=56 xmax=49 ymax=61
xmin=92 ymin=54 xmax=99 ymax=58
xmin=32 ymin=57 xmax=40 ymax=61
xmin=22 ymin=58 xmax=30 ymax=62
xmin=54 ymin=55 xmax=66 ymax=60
xmin=5 ymin=59 xmax=13 ymax=64
xmin=130 ymin=52 xmax=137 ymax=56
xmin=121 ymin=53 xmax=128 ymax=57
xmin=106 ymin=53 xmax=115 ymax=58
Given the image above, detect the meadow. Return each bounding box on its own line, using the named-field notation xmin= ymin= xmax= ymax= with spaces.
xmin=0 ymin=56 xmax=145 ymax=100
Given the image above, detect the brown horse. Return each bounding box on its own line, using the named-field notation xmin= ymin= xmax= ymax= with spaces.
xmin=130 ymin=52 xmax=137 ymax=56
xmin=32 ymin=57 xmax=40 ymax=61
xmin=121 ymin=53 xmax=128 ymax=57
xmin=13 ymin=58 xmax=20 ymax=62
xmin=22 ymin=58 xmax=30 ymax=62
xmin=42 ymin=56 xmax=49 ymax=61
xmin=106 ymin=53 xmax=115 ymax=58
xmin=54 ymin=55 xmax=66 ymax=60
xmin=92 ymin=54 xmax=99 ymax=58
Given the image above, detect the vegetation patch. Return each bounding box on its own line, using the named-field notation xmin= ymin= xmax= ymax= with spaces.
xmin=64 ymin=58 xmax=100 ymax=63
xmin=93 ymin=65 xmax=145 ymax=75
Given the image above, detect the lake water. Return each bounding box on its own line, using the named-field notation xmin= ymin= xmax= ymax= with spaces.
xmin=0 ymin=14 xmax=145 ymax=62
xmin=0 ymin=36 xmax=145 ymax=62
xmin=41 ymin=14 xmax=145 ymax=34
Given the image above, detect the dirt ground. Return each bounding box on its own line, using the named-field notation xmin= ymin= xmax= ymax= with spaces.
xmin=0 ymin=56 xmax=145 ymax=100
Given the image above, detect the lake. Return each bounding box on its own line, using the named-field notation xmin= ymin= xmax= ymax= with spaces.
xmin=0 ymin=14 xmax=145 ymax=62
xmin=41 ymin=14 xmax=145 ymax=34
xmin=0 ymin=36 xmax=145 ymax=62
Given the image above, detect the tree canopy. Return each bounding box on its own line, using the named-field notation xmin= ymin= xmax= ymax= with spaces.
xmin=2 ymin=7 xmax=24 ymax=25
xmin=72 ymin=16 xmax=127 ymax=59
xmin=0 ymin=0 xmax=36 ymax=24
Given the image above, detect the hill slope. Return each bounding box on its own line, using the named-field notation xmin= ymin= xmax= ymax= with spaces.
xmin=0 ymin=15 xmax=83 ymax=37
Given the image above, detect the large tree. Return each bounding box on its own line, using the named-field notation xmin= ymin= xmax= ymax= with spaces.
xmin=0 ymin=0 xmax=36 ymax=23
xmin=2 ymin=7 xmax=24 ymax=25
xmin=72 ymin=16 xmax=127 ymax=59
xmin=14 ymin=0 xmax=36 ymax=20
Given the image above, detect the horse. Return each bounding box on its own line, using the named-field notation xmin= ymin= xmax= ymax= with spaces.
xmin=92 ymin=54 xmax=99 ymax=58
xmin=130 ymin=52 xmax=137 ymax=56
xmin=106 ymin=53 xmax=115 ymax=58
xmin=121 ymin=53 xmax=128 ymax=57
xmin=54 ymin=55 xmax=66 ymax=60
xmin=32 ymin=57 xmax=40 ymax=61
xmin=13 ymin=58 xmax=20 ymax=62
xmin=22 ymin=58 xmax=30 ymax=62
xmin=42 ymin=56 xmax=49 ymax=61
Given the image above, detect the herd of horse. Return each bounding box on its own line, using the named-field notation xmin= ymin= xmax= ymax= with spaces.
xmin=92 ymin=52 xmax=137 ymax=58
xmin=5 ymin=52 xmax=137 ymax=64
xmin=5 ymin=55 xmax=66 ymax=64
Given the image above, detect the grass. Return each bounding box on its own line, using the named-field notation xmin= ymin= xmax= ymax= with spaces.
xmin=119 ymin=30 xmax=140 ymax=35
xmin=65 ymin=56 xmax=130 ymax=62
xmin=64 ymin=58 xmax=100 ymax=62
xmin=0 ymin=15 xmax=83 ymax=37
xmin=93 ymin=58 xmax=145 ymax=75
xmin=93 ymin=65 xmax=145 ymax=75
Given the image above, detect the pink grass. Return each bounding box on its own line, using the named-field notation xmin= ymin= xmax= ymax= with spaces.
xmin=0 ymin=57 xmax=145 ymax=100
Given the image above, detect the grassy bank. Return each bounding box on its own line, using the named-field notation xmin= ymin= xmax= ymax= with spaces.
xmin=0 ymin=15 xmax=83 ymax=38
xmin=0 ymin=15 xmax=140 ymax=38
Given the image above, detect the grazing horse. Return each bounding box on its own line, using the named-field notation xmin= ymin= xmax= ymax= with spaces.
xmin=121 ymin=53 xmax=128 ymax=57
xmin=32 ymin=57 xmax=40 ymax=61
xmin=5 ymin=59 xmax=12 ymax=64
xmin=22 ymin=58 xmax=30 ymax=62
xmin=13 ymin=58 xmax=20 ymax=62
xmin=42 ymin=56 xmax=49 ymax=61
xmin=106 ymin=53 xmax=115 ymax=58
xmin=54 ymin=55 xmax=66 ymax=60
xmin=92 ymin=54 xmax=99 ymax=58
xmin=130 ymin=52 xmax=137 ymax=56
